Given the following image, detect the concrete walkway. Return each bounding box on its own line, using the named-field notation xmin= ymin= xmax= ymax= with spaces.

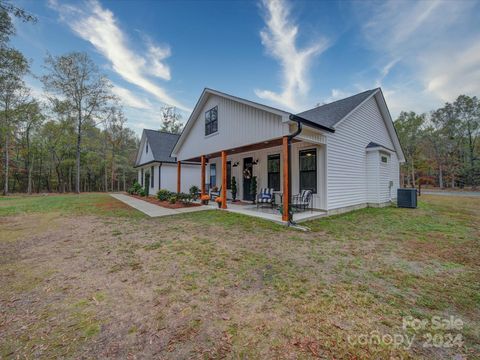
xmin=110 ymin=194 xmax=211 ymax=217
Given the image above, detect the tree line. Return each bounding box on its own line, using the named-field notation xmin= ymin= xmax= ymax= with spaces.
xmin=394 ymin=95 xmax=480 ymax=189
xmin=0 ymin=2 xmax=147 ymax=195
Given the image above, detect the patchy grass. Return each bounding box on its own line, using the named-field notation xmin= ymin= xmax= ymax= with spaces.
xmin=0 ymin=193 xmax=478 ymax=359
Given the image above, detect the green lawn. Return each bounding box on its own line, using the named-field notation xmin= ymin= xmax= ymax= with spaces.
xmin=0 ymin=193 xmax=478 ymax=359
xmin=0 ymin=193 xmax=145 ymax=218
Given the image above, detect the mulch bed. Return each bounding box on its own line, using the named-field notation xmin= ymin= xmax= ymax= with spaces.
xmin=129 ymin=194 xmax=202 ymax=209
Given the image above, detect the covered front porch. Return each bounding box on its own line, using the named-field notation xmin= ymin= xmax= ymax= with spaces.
xmin=176 ymin=132 xmax=327 ymax=225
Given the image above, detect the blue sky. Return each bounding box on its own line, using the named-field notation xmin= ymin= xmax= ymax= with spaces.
xmin=12 ymin=0 xmax=480 ymax=134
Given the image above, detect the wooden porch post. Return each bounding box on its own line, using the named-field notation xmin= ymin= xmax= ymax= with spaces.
xmin=201 ymin=155 xmax=206 ymax=196
xmin=221 ymin=151 xmax=227 ymax=209
xmin=282 ymin=136 xmax=289 ymax=222
xmin=177 ymin=161 xmax=181 ymax=193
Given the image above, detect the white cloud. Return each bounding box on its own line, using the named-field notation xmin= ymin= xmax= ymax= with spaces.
xmin=146 ymin=42 xmax=171 ymax=80
xmin=255 ymin=0 xmax=329 ymax=111
xmin=322 ymin=89 xmax=352 ymax=104
xmin=356 ymin=0 xmax=480 ymax=112
xmin=111 ymin=84 xmax=151 ymax=109
xmin=49 ymin=0 xmax=190 ymax=111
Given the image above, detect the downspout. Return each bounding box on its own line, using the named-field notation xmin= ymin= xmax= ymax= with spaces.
xmin=287 ymin=114 xmax=303 ymax=225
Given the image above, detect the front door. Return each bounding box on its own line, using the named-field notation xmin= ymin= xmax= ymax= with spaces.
xmin=243 ymin=157 xmax=253 ymax=201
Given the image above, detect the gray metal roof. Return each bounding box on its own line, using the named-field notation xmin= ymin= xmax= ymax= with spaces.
xmin=296 ymin=88 xmax=378 ymax=129
xmin=144 ymin=129 xmax=180 ymax=163
xmin=366 ymin=142 xmax=382 ymax=148
xmin=366 ymin=141 xmax=395 ymax=152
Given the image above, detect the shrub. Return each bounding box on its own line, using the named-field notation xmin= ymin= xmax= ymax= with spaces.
xmin=128 ymin=181 xmax=142 ymax=195
xmin=189 ymin=185 xmax=200 ymax=200
xmin=178 ymin=192 xmax=193 ymax=204
xmin=138 ymin=188 xmax=147 ymax=197
xmin=168 ymin=194 xmax=177 ymax=204
xmin=157 ymin=189 xmax=173 ymax=201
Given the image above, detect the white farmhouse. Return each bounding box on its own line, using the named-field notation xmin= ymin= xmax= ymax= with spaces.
xmin=135 ymin=87 xmax=404 ymax=223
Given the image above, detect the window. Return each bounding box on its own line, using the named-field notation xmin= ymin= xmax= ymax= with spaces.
xmin=299 ymin=149 xmax=317 ymax=193
xmin=146 ymin=143 xmax=148 ymax=153
xmin=381 ymin=155 xmax=388 ymax=163
xmin=227 ymin=161 xmax=232 ymax=189
xmin=210 ymin=163 xmax=216 ymax=187
xmin=267 ymin=154 xmax=280 ymax=191
xmin=140 ymin=168 xmax=144 ymax=186
xmin=205 ymin=106 xmax=218 ymax=136
xmin=151 ymin=166 xmax=154 ymax=187
xmin=158 ymin=165 xmax=161 ymax=189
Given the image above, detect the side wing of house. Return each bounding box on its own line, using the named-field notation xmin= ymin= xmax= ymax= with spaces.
xmin=327 ymin=94 xmax=401 ymax=211
xmin=135 ymin=132 xmax=155 ymax=166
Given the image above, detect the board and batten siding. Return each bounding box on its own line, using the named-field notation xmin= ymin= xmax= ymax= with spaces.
xmin=136 ymin=163 xmax=200 ymax=195
xmin=138 ymin=138 xmax=154 ymax=165
xmin=176 ymin=94 xmax=284 ymax=161
xmin=327 ymin=96 xmax=399 ymax=210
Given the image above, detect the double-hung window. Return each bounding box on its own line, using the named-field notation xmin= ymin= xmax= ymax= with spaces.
xmin=205 ymin=106 xmax=218 ymax=136
xmin=267 ymin=154 xmax=280 ymax=191
xmin=299 ymin=149 xmax=317 ymax=193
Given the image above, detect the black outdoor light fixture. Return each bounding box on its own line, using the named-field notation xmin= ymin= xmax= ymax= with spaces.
xmin=232 ymin=161 xmax=240 ymax=167
xmin=252 ymin=159 xmax=259 ymax=165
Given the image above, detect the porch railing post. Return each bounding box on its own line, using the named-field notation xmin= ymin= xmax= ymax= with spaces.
xmin=201 ymin=155 xmax=206 ymax=196
xmin=221 ymin=151 xmax=227 ymax=209
xmin=282 ymin=136 xmax=289 ymax=222
xmin=177 ymin=161 xmax=181 ymax=194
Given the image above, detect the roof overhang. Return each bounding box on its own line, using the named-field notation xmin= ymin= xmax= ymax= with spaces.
xmin=288 ymin=114 xmax=335 ymax=133
xmin=134 ymin=130 xmax=147 ymax=167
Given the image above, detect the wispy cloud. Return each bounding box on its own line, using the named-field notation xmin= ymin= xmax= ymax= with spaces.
xmin=49 ymin=0 xmax=189 ymax=111
xmin=111 ymin=84 xmax=151 ymax=110
xmin=255 ymin=0 xmax=329 ymax=111
xmin=356 ymin=0 xmax=480 ymax=112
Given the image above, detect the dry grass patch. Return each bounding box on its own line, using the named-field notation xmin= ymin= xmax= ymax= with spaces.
xmin=0 ymin=193 xmax=479 ymax=359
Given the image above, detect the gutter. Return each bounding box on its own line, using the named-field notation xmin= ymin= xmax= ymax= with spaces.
xmin=290 ymin=114 xmax=335 ymax=133
xmin=286 ymin=115 xmax=303 ymax=226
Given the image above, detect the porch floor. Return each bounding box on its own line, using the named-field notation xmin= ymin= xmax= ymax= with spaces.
xmin=219 ymin=202 xmax=327 ymax=224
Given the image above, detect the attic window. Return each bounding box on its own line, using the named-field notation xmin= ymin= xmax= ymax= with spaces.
xmin=205 ymin=106 xmax=218 ymax=136
xmin=146 ymin=143 xmax=148 ymax=153
xmin=381 ymin=155 xmax=388 ymax=163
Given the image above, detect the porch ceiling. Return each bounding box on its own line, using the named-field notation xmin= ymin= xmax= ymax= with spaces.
xmin=183 ymin=137 xmax=301 ymax=162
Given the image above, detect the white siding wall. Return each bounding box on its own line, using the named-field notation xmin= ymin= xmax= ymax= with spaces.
xmin=207 ymin=141 xmax=327 ymax=210
xmin=327 ymin=96 xmax=400 ymax=210
xmin=135 ymin=163 xmax=200 ymax=195
xmin=366 ymin=151 xmax=379 ymax=203
xmin=176 ymin=94 xmax=284 ymax=161
xmin=379 ymin=153 xmax=392 ymax=202
xmin=160 ymin=163 xmax=201 ymax=193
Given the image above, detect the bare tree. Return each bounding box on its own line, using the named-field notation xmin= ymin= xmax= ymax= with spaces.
xmin=0 ymin=48 xmax=29 ymax=195
xmin=105 ymin=106 xmax=126 ymax=191
xmin=159 ymin=106 xmax=183 ymax=134
xmin=42 ymin=52 xmax=113 ymax=193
